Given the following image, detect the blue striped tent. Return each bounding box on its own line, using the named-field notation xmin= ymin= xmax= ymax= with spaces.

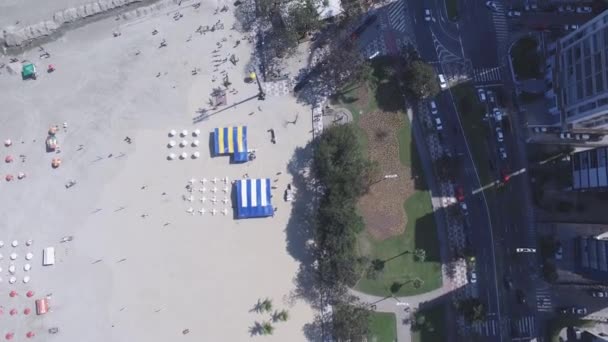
xmin=236 ymin=178 xmax=273 ymax=218
xmin=213 ymin=126 xmax=248 ymax=162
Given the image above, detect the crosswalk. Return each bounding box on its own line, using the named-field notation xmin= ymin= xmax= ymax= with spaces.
xmin=387 ymin=0 xmax=407 ymax=32
xmin=471 ymin=318 xmax=499 ymax=336
xmin=510 ymin=316 xmax=536 ymax=337
xmin=536 ymin=286 xmax=553 ymax=312
xmin=473 ymin=67 xmax=502 ymax=83
xmin=491 ymin=1 xmax=510 ymax=56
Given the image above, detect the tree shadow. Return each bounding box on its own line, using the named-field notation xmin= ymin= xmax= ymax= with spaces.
xmin=409 ymin=113 xmax=430 ymax=191
xmin=248 ymin=321 xmax=263 ymax=336
xmin=370 ymin=56 xmax=404 ymax=113
xmin=414 ymin=212 xmax=441 ymax=263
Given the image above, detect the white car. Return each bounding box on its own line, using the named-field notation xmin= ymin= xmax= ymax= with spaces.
xmin=532 ymin=127 xmax=548 ymax=133
xmin=424 ymin=9 xmax=432 ymax=21
xmin=435 ymin=117 xmax=443 ymax=130
xmin=493 ymin=108 xmax=503 ymax=122
xmin=438 ymin=74 xmax=447 ymax=89
xmin=560 ymin=132 xmax=572 ymax=139
xmin=496 ymin=127 xmax=504 ymax=142
xmin=507 ymin=11 xmax=521 ymax=17
xmin=498 ymin=147 xmax=507 ymax=159
xmin=460 ymin=202 xmax=469 ymax=215
xmin=576 ymin=6 xmax=592 ymax=13
xmin=469 ymin=269 xmax=477 ymax=283
xmin=429 ymin=101 xmax=438 ymax=115
xmin=478 ymin=88 xmax=486 ymax=102
xmin=485 ymin=1 xmax=498 ymax=11
xmin=558 ymin=5 xmax=575 ymax=13
xmin=524 ymin=4 xmax=538 ymax=11
xmin=564 ymin=24 xmax=579 ymax=31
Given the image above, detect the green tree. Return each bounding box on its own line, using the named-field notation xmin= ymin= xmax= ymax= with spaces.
xmin=332 ymin=301 xmax=371 ymax=341
xmin=273 ymin=309 xmax=290 ymax=322
xmin=414 ymin=248 xmax=427 ymax=262
xmin=261 ymin=321 xmax=275 ymax=335
xmin=412 ymin=277 xmax=424 ymax=289
xmin=287 ymin=0 xmax=321 ymax=38
xmin=402 ymin=60 xmax=440 ymax=100
xmin=456 ymin=298 xmax=486 ymax=322
xmin=261 ymin=298 xmax=273 ymax=313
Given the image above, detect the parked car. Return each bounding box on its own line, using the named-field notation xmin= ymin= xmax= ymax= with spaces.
xmin=469 ymin=269 xmax=477 ymax=284
xmin=507 ymin=11 xmax=521 ymax=17
xmin=532 ymin=127 xmax=548 ymax=133
xmin=493 ymin=108 xmax=503 ymax=122
xmin=496 ymin=127 xmax=504 ymax=142
xmin=438 ymin=74 xmax=447 ymax=89
xmin=560 ymin=307 xmax=588 ymax=315
xmin=460 ymin=202 xmax=469 ymax=215
xmin=429 ymin=100 xmax=438 ymax=115
xmin=524 ymin=4 xmax=538 ymax=11
xmin=424 ymin=9 xmax=432 ymax=21
xmin=576 ymin=6 xmax=592 ymax=13
xmin=478 ymin=88 xmax=486 ymax=102
xmin=558 ymin=5 xmax=575 ymax=13
xmin=435 ymin=117 xmax=443 ymax=130
xmin=485 ymin=1 xmax=498 ymax=11
xmin=591 ymin=290 xmax=608 ymax=298
xmin=564 ymin=24 xmax=579 ymax=31
xmin=455 ymin=186 xmax=465 ymax=202
xmin=498 ymin=147 xmax=507 ymax=160
xmin=575 ymin=133 xmax=591 ymax=140
xmin=501 ymin=168 xmax=510 ymax=183
xmin=560 ymin=132 xmax=573 ymax=139
xmin=555 ymin=244 xmax=563 ymax=260
xmin=487 ymin=90 xmax=496 ymax=103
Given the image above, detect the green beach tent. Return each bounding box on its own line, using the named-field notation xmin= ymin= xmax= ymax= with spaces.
xmin=21 ymin=63 xmax=37 ymax=80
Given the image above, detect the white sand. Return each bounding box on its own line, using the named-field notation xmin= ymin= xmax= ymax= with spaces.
xmin=0 ymin=1 xmax=315 ymax=340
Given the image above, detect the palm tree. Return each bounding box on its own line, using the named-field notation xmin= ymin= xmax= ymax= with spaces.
xmin=261 ymin=321 xmax=274 ymax=335
xmin=273 ymin=309 xmax=289 ymax=322
xmin=261 ymin=298 xmax=273 ymax=313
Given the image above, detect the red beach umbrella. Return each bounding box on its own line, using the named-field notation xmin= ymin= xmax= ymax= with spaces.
xmin=9 ymin=309 xmax=17 ymax=316
xmin=5 ymin=332 xmax=13 ymax=340
xmin=51 ymin=158 xmax=61 ymax=169
xmin=23 ymin=308 xmax=31 ymax=315
xmin=9 ymin=291 xmax=17 ymax=298
xmin=25 ymin=332 xmax=34 ymax=338
xmin=5 ymin=175 xmax=13 ymax=182
xmin=26 ymin=291 xmax=34 ymax=298
xmin=4 ymin=155 xmax=13 ymax=163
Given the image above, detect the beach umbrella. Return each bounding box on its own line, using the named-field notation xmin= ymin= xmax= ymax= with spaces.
xmin=4 ymin=139 xmax=11 ymax=147
xmin=26 ymin=291 xmax=34 ymax=298
xmin=192 ymin=152 xmax=200 ymax=159
xmin=5 ymin=155 xmax=13 ymax=163
xmin=23 ymin=308 xmax=31 ymax=315
xmin=168 ymin=153 xmax=176 ymax=160
xmin=180 ymin=140 xmax=188 ymax=147
xmin=10 ymin=253 xmax=17 ymax=260
xmin=48 ymin=126 xmax=58 ymax=135
xmin=169 ymin=129 xmax=176 ymax=137
xmin=9 ymin=290 xmax=17 ymax=297
xmin=5 ymin=174 xmax=13 ymax=182
xmin=24 ymin=264 xmax=31 ymax=271
xmin=192 ymin=140 xmax=199 ymax=147
xmin=9 ymin=309 xmax=17 ymax=316
xmin=26 ymin=332 xmax=34 ymax=338
xmin=180 ymin=152 xmax=187 ymax=160
xmin=11 ymin=240 xmax=17 ymax=247
xmin=168 ymin=140 xmax=176 ymax=148
xmin=26 ymin=239 xmax=32 ymax=246
xmin=5 ymin=332 xmax=13 ymax=340
xmin=8 ymin=265 xmax=15 ymax=274
xmin=51 ymin=158 xmax=62 ymax=168
xmin=0 ymin=241 xmax=4 ymax=247
xmin=8 ymin=277 xmax=15 ymax=284
xmin=193 ymin=129 xmax=200 ymax=137
xmin=17 ymin=172 xmax=26 ymax=180
xmin=23 ymin=276 xmax=30 ymax=283
xmin=181 ymin=129 xmax=188 ymax=137
xmin=0 ymin=253 xmax=3 ymax=260
xmin=26 ymin=253 xmax=33 ymax=260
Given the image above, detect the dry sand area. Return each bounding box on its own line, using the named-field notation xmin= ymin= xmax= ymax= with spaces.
xmin=0 ymin=1 xmax=316 ymax=341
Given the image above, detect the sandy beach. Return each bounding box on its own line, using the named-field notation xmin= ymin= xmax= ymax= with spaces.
xmin=0 ymin=0 xmax=317 ymax=340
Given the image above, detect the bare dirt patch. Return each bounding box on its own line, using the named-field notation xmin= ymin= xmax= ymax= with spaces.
xmin=357 ymin=111 xmax=414 ymax=240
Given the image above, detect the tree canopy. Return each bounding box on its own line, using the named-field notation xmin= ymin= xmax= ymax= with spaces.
xmin=403 ymin=60 xmax=440 ymax=100
xmin=332 ymin=300 xmax=371 ymax=341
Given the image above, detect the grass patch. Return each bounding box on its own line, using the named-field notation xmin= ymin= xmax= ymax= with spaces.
xmin=511 ymin=37 xmax=541 ymax=79
xmin=398 ymin=121 xmax=413 ymax=167
xmin=355 ymin=190 xmax=442 ymax=296
xmin=412 ymin=303 xmax=447 ymax=342
xmin=445 ymin=0 xmax=459 ymax=21
xmin=368 ymin=312 xmax=397 ymax=342
xmin=451 ymin=83 xmax=492 ymax=185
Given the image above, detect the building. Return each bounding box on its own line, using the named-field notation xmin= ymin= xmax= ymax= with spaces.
xmin=546 ymin=10 xmax=608 ymax=131
xmin=571 ymin=146 xmax=608 ymax=190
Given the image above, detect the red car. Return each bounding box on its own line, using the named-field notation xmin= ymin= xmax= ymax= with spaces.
xmin=455 ymin=186 xmax=465 ymax=202
xmin=501 ymin=169 xmax=511 ymax=183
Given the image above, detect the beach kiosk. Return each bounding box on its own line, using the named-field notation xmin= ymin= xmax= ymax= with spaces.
xmin=235 ymin=178 xmax=273 ymax=219
xmin=35 ymin=298 xmax=49 ymax=315
xmin=213 ymin=126 xmax=249 ymax=163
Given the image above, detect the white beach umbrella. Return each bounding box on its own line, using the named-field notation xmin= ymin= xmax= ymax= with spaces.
xmin=193 ymin=129 xmax=201 ymax=137
xmin=9 ymin=277 xmax=16 ymax=284
xmin=180 ymin=140 xmax=188 ymax=147
xmin=23 ymin=264 xmax=31 ymax=272
xmin=11 ymin=240 xmax=18 ymax=247
xmin=169 ymin=129 xmax=177 ymax=137
xmin=0 ymin=241 xmax=4 ymax=247
xmin=181 ymin=129 xmax=188 ymax=137
xmin=10 ymin=253 xmax=17 ymax=260
xmin=168 ymin=153 xmax=176 ymax=160
xmin=180 ymin=152 xmax=188 ymax=160
xmin=25 ymin=253 xmax=33 ymax=260
xmin=4 ymin=139 xmax=12 ymax=147
xmin=168 ymin=140 xmax=176 ymax=148
xmin=8 ymin=265 xmax=15 ymax=274
xmin=23 ymin=276 xmax=30 ymax=283
xmin=192 ymin=140 xmax=199 ymax=147
xmin=192 ymin=152 xmax=200 ymax=159
xmin=25 ymin=240 xmax=32 ymax=246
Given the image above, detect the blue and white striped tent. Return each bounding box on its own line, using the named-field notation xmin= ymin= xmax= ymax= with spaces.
xmin=236 ymin=178 xmax=273 ymax=218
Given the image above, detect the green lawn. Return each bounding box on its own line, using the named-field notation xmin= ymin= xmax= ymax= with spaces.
xmin=368 ymin=312 xmax=397 ymax=342
xmin=451 ymin=83 xmax=492 ymax=185
xmin=333 ymin=57 xmax=442 ymax=297
xmin=411 ymin=303 xmax=447 ymax=342
xmin=445 ymin=0 xmax=459 ymax=21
